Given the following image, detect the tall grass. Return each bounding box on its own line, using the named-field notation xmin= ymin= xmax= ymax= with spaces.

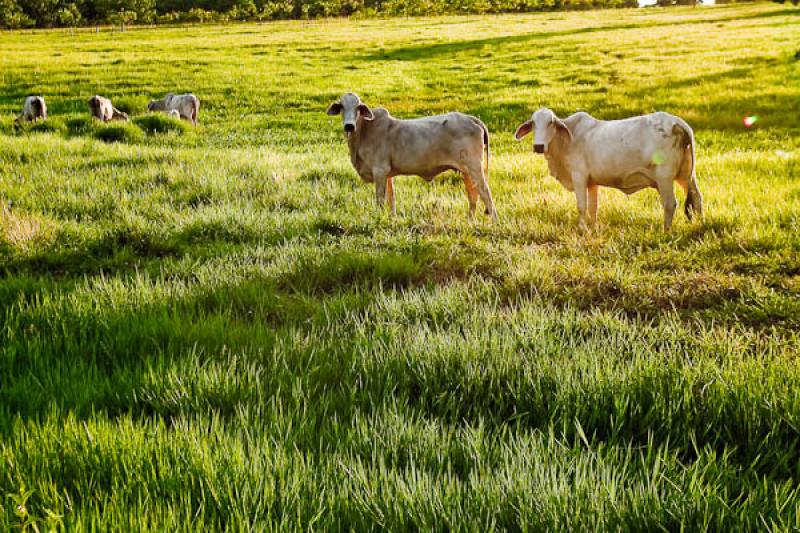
xmin=1 ymin=3 xmax=799 ymax=529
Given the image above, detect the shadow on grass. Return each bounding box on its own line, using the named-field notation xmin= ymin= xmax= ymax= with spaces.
xmin=464 ymin=64 xmax=799 ymax=133
xmin=0 ymin=218 xmax=304 ymax=279
xmin=360 ymin=9 xmax=800 ymax=62
xmin=2 ymin=261 xmax=799 ymax=484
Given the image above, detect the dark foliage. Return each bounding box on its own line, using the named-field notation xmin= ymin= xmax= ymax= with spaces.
xmin=0 ymin=0 xmax=757 ymax=28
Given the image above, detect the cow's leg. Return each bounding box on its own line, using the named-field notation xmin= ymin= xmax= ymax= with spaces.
xmin=375 ymin=176 xmax=386 ymax=208
xmin=572 ymin=173 xmax=589 ymax=231
xmin=386 ymin=177 xmax=396 ymax=216
xmin=462 ymin=172 xmax=478 ymax=219
xmin=655 ymin=178 xmax=677 ymax=232
xmin=373 ymin=166 xmax=390 ymax=210
xmin=588 ymin=184 xmax=599 ymax=227
xmin=675 ymin=176 xmax=697 ymax=221
xmin=465 ymin=163 xmax=497 ymax=221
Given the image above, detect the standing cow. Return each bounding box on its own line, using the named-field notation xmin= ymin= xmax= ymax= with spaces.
xmin=327 ymin=93 xmax=497 ymax=220
xmin=148 ymin=93 xmax=200 ymax=125
xmin=514 ymin=108 xmax=702 ymax=232
xmin=88 ymin=95 xmax=129 ymax=122
xmin=15 ymin=96 xmax=47 ymax=123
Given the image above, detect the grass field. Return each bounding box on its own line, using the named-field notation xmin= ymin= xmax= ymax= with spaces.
xmin=1 ymin=3 xmax=800 ymax=529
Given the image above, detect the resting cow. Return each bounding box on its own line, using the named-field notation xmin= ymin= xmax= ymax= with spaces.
xmin=88 ymin=95 xmax=129 ymax=122
xmin=15 ymin=96 xmax=47 ymax=123
xmin=148 ymin=93 xmax=200 ymax=125
xmin=515 ymin=108 xmax=702 ymax=232
xmin=327 ymin=93 xmax=497 ymax=219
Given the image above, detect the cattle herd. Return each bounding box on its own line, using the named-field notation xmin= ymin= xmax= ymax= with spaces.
xmin=15 ymin=93 xmax=199 ymax=126
xmin=12 ymin=90 xmax=703 ymax=232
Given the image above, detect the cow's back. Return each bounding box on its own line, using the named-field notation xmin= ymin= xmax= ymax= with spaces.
xmin=353 ymin=110 xmax=482 ymax=178
xmin=390 ymin=112 xmax=482 ymax=174
xmin=573 ymin=112 xmax=684 ymax=182
xmin=24 ymin=96 xmax=46 ymax=119
xmin=397 ymin=112 xmax=480 ymax=150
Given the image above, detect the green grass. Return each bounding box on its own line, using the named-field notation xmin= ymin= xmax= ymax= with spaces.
xmin=133 ymin=113 xmax=193 ymax=135
xmin=92 ymin=122 xmax=147 ymax=143
xmin=1 ymin=3 xmax=800 ymax=530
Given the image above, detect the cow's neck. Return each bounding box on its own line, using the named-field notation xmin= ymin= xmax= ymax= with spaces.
xmin=346 ymin=126 xmax=360 ymax=166
xmin=346 ymin=117 xmax=370 ymax=174
xmin=545 ymin=133 xmax=572 ymax=182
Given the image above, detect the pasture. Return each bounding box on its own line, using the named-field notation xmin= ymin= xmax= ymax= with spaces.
xmin=1 ymin=3 xmax=800 ymax=529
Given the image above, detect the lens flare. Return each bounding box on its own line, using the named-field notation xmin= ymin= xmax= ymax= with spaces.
xmin=651 ymin=152 xmax=665 ymax=165
xmin=743 ymin=115 xmax=758 ymax=128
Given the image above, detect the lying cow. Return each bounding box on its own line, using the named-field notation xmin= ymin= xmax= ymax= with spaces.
xmin=15 ymin=96 xmax=47 ymax=123
xmin=327 ymin=93 xmax=497 ymax=219
xmin=88 ymin=95 xmax=129 ymax=122
xmin=514 ymin=108 xmax=702 ymax=232
xmin=147 ymin=93 xmax=200 ymax=125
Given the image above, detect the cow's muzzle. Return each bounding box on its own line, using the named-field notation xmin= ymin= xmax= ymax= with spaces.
xmin=344 ymin=123 xmax=355 ymax=133
xmin=534 ymin=144 xmax=545 ymax=154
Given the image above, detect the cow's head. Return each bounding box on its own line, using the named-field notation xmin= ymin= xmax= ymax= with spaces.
xmin=147 ymin=96 xmax=169 ymax=112
xmin=514 ymin=108 xmax=572 ymax=154
xmin=327 ymin=93 xmax=374 ymax=137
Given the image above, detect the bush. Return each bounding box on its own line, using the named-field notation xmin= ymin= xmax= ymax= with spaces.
xmin=3 ymin=0 xmax=732 ymax=28
xmin=14 ymin=119 xmax=66 ymax=135
xmin=32 ymin=120 xmax=64 ymax=135
xmin=133 ymin=113 xmax=192 ymax=135
xmin=0 ymin=0 xmax=33 ymax=27
xmin=114 ymin=95 xmax=148 ymax=116
xmin=93 ymin=123 xmax=145 ymax=143
xmin=66 ymin=116 xmax=95 ymax=136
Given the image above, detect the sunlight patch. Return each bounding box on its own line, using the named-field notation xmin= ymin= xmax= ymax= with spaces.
xmin=1 ymin=206 xmax=45 ymax=249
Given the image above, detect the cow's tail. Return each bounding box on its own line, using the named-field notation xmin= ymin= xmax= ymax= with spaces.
xmin=483 ymin=122 xmax=490 ymax=183
xmin=677 ymin=119 xmax=702 ymax=221
xmin=472 ymin=117 xmax=494 ymax=216
xmin=192 ymin=96 xmax=200 ymax=126
xmin=471 ymin=117 xmax=489 ymax=182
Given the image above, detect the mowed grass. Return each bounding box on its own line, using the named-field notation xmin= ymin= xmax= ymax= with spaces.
xmin=1 ymin=3 xmax=800 ymax=529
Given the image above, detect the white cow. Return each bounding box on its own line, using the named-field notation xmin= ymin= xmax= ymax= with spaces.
xmin=88 ymin=95 xmax=129 ymax=122
xmin=15 ymin=96 xmax=47 ymax=123
xmin=148 ymin=93 xmax=200 ymax=125
xmin=327 ymin=93 xmax=497 ymax=219
xmin=515 ymin=108 xmax=702 ymax=231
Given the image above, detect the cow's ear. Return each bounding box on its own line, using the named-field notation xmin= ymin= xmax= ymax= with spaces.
xmin=555 ymin=118 xmax=573 ymax=141
xmin=327 ymin=102 xmax=342 ymax=115
xmin=514 ymin=120 xmax=533 ymax=140
xmin=358 ymin=104 xmax=374 ymax=120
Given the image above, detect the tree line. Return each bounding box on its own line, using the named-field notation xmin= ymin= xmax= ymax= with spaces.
xmin=0 ymin=0 xmax=758 ymax=29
